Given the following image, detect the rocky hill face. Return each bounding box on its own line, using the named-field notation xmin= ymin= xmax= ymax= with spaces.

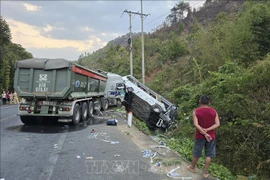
xmin=162 ymin=0 xmax=245 ymax=34
xmin=106 ymin=32 xmax=145 ymax=47
xmin=188 ymin=0 xmax=244 ymax=25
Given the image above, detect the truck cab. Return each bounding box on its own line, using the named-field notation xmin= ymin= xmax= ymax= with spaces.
xmin=103 ymin=72 xmax=125 ymax=108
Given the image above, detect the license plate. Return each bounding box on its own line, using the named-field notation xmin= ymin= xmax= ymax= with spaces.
xmin=39 ymin=101 xmax=56 ymax=106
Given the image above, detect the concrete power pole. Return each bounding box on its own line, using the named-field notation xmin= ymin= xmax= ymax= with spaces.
xmin=125 ymin=11 xmax=133 ymax=76
xmin=141 ymin=0 xmax=145 ymax=84
xmin=124 ymin=9 xmax=149 ymax=79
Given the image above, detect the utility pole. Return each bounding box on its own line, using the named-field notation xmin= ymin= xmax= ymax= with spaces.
xmin=125 ymin=11 xmax=133 ymax=76
xmin=129 ymin=13 xmax=133 ymax=76
xmin=123 ymin=9 xmax=149 ymax=79
xmin=141 ymin=0 xmax=145 ymax=84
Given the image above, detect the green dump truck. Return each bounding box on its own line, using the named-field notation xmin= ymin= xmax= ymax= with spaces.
xmin=14 ymin=58 xmax=124 ymax=125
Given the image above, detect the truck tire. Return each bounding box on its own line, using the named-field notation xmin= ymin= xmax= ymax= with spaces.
xmin=72 ymin=103 xmax=81 ymax=126
xmin=20 ymin=116 xmax=35 ymax=125
xmin=152 ymin=104 xmax=162 ymax=114
xmin=88 ymin=101 xmax=94 ymax=118
xmin=81 ymin=102 xmax=88 ymax=123
xmin=102 ymin=99 xmax=109 ymax=111
xmin=94 ymin=100 xmax=101 ymax=111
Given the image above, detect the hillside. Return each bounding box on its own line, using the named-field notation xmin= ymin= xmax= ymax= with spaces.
xmin=78 ymin=1 xmax=270 ymax=179
xmin=77 ymin=32 xmax=143 ymax=69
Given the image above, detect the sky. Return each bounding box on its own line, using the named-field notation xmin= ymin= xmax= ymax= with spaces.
xmin=1 ymin=0 xmax=204 ymax=61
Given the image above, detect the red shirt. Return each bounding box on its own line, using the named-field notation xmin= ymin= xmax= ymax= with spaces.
xmin=195 ymin=107 xmax=217 ymax=139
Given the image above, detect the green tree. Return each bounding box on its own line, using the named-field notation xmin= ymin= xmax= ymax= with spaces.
xmin=0 ymin=17 xmax=33 ymax=91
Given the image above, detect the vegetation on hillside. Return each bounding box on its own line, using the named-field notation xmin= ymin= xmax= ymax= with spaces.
xmin=0 ymin=16 xmax=33 ymax=92
xmin=79 ymin=1 xmax=270 ymax=179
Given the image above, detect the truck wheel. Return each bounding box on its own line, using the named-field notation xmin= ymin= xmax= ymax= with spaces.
xmin=88 ymin=101 xmax=94 ymax=118
xmin=72 ymin=104 xmax=81 ymax=126
xmin=152 ymin=104 xmax=162 ymax=114
xmin=94 ymin=100 xmax=101 ymax=111
xmin=116 ymin=99 xmax=122 ymax=108
xmin=102 ymin=99 xmax=109 ymax=111
xmin=81 ymin=102 xmax=88 ymax=123
xmin=20 ymin=116 xmax=35 ymax=125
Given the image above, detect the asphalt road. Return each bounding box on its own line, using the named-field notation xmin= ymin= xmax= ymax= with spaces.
xmin=0 ymin=105 xmax=166 ymax=180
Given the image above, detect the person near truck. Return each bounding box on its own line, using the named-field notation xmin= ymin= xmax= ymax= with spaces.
xmin=13 ymin=91 xmax=19 ymax=104
xmin=187 ymin=95 xmax=220 ymax=178
xmin=6 ymin=91 xmax=10 ymax=104
xmin=10 ymin=92 xmax=14 ymax=104
xmin=2 ymin=91 xmax=7 ymax=105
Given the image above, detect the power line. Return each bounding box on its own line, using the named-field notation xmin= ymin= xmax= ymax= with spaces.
xmin=134 ymin=1 xmax=204 ymax=32
xmin=145 ymin=1 xmax=156 ymax=8
xmin=111 ymin=11 xmax=125 ymax=32
xmin=134 ymin=11 xmax=170 ymax=32
xmin=145 ymin=12 xmax=170 ymax=25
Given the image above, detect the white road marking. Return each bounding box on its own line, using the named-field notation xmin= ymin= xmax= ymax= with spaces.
xmin=0 ymin=115 xmax=17 ymax=122
xmin=39 ymin=132 xmax=67 ymax=180
xmin=0 ymin=105 xmax=18 ymax=110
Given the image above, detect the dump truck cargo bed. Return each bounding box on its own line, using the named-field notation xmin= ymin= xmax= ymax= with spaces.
xmin=14 ymin=58 xmax=107 ymax=100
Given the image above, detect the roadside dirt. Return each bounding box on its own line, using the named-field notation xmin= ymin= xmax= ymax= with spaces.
xmin=105 ymin=108 xmax=217 ymax=180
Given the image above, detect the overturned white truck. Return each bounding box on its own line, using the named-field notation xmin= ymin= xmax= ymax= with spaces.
xmin=122 ymin=75 xmax=178 ymax=130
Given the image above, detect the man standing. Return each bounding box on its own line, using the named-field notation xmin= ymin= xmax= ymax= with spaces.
xmin=187 ymin=95 xmax=220 ymax=178
xmin=13 ymin=91 xmax=19 ymax=104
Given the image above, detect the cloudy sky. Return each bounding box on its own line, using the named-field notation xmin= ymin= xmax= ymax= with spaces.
xmin=1 ymin=0 xmax=204 ymax=61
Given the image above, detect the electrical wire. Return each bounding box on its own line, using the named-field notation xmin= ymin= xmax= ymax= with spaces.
xmin=133 ymin=11 xmax=170 ymax=32
xmin=124 ymin=1 xmax=204 ymax=33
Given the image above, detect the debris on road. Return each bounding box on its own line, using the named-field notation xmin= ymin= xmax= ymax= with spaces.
xmin=76 ymin=155 xmax=81 ymax=159
xmin=110 ymin=141 xmax=119 ymax=144
xmin=86 ymin=156 xmax=93 ymax=160
xmin=106 ymin=119 xmax=118 ymax=126
xmin=150 ymin=145 xmax=171 ymax=156
xmin=167 ymin=167 xmax=181 ymax=178
xmin=149 ymin=135 xmax=167 ymax=145
xmin=142 ymin=150 xmax=157 ymax=164
xmin=54 ymin=144 xmax=58 ymax=149
xmin=100 ymin=138 xmax=119 ymax=144
xmin=166 ymin=167 xmax=192 ymax=179
xmin=155 ymin=162 xmax=161 ymax=167
xmin=25 ymin=138 xmax=29 ymax=141
xmin=88 ymin=132 xmax=98 ymax=139
xmin=114 ymin=154 xmax=120 ymax=157
xmin=88 ymin=130 xmax=120 ymax=145
xmin=99 ymin=132 xmax=107 ymax=135
xmin=100 ymin=139 xmax=110 ymax=143
xmin=142 ymin=150 xmax=157 ymax=158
